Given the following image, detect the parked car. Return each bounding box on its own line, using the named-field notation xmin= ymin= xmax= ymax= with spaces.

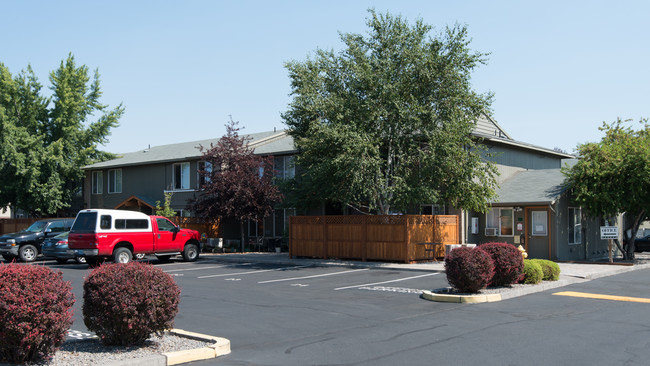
xmin=68 ymin=209 xmax=201 ymax=266
xmin=42 ymin=232 xmax=86 ymax=264
xmin=633 ymin=235 xmax=650 ymax=252
xmin=0 ymin=218 xmax=74 ymax=262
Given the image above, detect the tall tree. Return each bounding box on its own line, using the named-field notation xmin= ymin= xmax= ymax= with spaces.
xmin=0 ymin=55 xmax=122 ymax=216
xmin=189 ymin=119 xmax=283 ymax=252
xmin=563 ymin=118 xmax=650 ymax=259
xmin=282 ymin=10 xmax=497 ymax=215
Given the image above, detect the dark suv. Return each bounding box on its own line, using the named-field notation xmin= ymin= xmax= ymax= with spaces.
xmin=0 ymin=218 xmax=74 ymax=262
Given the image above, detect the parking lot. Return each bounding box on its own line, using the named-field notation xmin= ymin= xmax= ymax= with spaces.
xmin=7 ymin=254 xmax=650 ymax=365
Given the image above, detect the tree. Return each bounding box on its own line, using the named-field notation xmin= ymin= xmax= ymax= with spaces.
xmin=0 ymin=55 xmax=122 ymax=216
xmin=282 ymin=10 xmax=497 ymax=215
xmin=563 ymin=118 xmax=650 ymax=259
xmin=188 ymin=119 xmax=283 ymax=252
xmin=155 ymin=192 xmax=176 ymax=219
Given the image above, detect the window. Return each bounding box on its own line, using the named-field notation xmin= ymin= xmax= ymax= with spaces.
xmin=100 ymin=215 xmax=112 ymax=230
xmin=569 ymin=207 xmax=582 ymax=244
xmin=47 ymin=221 xmax=65 ymax=233
xmin=486 ymin=208 xmax=514 ymax=236
xmin=198 ymin=161 xmax=212 ymax=188
xmin=249 ymin=208 xmax=295 ymax=238
xmin=532 ymin=211 xmax=548 ymax=236
xmin=173 ymin=162 xmax=190 ymax=190
xmin=108 ymin=169 xmax=122 ymax=194
xmin=92 ymin=171 xmax=103 ymax=195
xmin=274 ymin=156 xmax=295 ymax=180
xmin=115 ymin=219 xmax=149 ymax=229
xmin=156 ymin=218 xmax=177 ymax=232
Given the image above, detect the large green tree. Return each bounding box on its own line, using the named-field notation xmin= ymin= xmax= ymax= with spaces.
xmin=282 ymin=10 xmax=497 ymax=215
xmin=0 ymin=55 xmax=122 ymax=216
xmin=563 ymin=118 xmax=650 ymax=259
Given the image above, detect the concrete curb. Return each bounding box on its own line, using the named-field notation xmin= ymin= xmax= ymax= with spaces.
xmin=422 ymin=290 xmax=502 ymax=303
xmin=164 ymin=329 xmax=231 ymax=365
xmin=105 ymin=329 xmax=231 ymax=366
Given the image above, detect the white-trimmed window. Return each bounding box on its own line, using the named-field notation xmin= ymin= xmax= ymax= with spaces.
xmin=92 ymin=171 xmax=103 ymax=195
xmin=108 ymin=169 xmax=122 ymax=194
xmin=173 ymin=162 xmax=190 ymax=190
xmin=485 ymin=208 xmax=513 ymax=236
xmin=568 ymin=207 xmax=582 ymax=244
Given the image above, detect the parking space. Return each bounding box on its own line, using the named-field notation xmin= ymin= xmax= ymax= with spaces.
xmin=154 ymin=257 xmax=445 ymax=297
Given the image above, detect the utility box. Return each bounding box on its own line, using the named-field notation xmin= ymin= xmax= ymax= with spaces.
xmin=207 ymin=238 xmax=223 ymax=249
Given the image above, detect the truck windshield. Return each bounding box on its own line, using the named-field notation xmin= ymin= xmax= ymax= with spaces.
xmin=25 ymin=221 xmax=48 ymax=233
xmin=71 ymin=212 xmax=98 ymax=233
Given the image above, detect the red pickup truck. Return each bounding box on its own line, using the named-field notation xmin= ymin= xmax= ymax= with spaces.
xmin=68 ymin=209 xmax=201 ymax=265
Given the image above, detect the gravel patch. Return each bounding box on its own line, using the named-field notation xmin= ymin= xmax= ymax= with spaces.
xmin=0 ymin=333 xmax=212 ymax=366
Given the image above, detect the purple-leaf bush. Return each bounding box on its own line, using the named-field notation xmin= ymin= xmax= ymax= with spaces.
xmin=444 ymin=246 xmax=495 ymax=293
xmin=0 ymin=264 xmax=75 ymax=363
xmin=83 ymin=261 xmax=180 ymax=346
xmin=479 ymin=242 xmax=524 ymax=286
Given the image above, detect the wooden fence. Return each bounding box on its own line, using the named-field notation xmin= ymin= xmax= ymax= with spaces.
xmin=289 ymin=215 xmax=458 ymax=263
xmin=0 ymin=218 xmax=46 ymax=235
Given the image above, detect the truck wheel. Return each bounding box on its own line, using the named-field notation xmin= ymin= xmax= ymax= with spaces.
xmin=113 ymin=247 xmax=132 ymax=264
xmin=56 ymin=258 xmax=69 ymax=264
xmin=182 ymin=243 xmax=199 ymax=262
xmin=19 ymin=244 xmax=38 ymax=262
xmin=75 ymin=256 xmax=87 ymax=264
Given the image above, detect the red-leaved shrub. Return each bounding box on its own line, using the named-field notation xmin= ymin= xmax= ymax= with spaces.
xmin=479 ymin=242 xmax=524 ymax=286
xmin=0 ymin=263 xmax=75 ymax=363
xmin=444 ymin=247 xmax=495 ymax=293
xmin=83 ymin=261 xmax=180 ymax=346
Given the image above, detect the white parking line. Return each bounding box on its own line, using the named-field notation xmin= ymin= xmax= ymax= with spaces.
xmin=197 ymin=265 xmax=311 ymax=279
xmin=258 ymin=268 xmax=370 ymax=284
xmin=165 ymin=265 xmax=230 ymax=273
xmin=334 ymin=272 xmax=439 ymax=290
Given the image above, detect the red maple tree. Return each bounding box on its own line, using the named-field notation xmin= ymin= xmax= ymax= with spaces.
xmin=189 ymin=119 xmax=283 ymax=252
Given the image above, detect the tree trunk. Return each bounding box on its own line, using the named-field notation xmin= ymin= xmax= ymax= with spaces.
xmin=240 ymin=220 xmax=245 ymax=253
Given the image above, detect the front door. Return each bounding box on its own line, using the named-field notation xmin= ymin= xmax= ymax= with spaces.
xmin=526 ymin=208 xmax=550 ymax=259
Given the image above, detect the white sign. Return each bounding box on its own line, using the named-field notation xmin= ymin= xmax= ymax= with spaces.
xmin=600 ymin=226 xmax=619 ymax=239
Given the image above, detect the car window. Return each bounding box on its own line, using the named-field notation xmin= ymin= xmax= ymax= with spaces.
xmin=25 ymin=221 xmax=48 ymax=233
xmin=71 ymin=212 xmax=98 ymax=233
xmin=156 ymin=218 xmax=177 ymax=232
xmin=48 ymin=221 xmax=65 ymax=233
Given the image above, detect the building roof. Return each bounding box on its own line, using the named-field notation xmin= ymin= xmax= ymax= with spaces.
xmin=493 ymin=169 xmax=567 ymax=205
xmin=86 ymin=130 xmax=296 ymax=169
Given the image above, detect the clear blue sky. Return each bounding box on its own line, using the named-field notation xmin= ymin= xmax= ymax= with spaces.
xmin=2 ymin=0 xmax=648 ymax=154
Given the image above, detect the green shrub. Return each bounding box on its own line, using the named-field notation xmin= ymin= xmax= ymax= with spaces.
xmin=521 ymin=259 xmax=544 ymax=284
xmin=531 ymin=259 xmax=560 ymax=281
xmin=0 ymin=264 xmax=75 ymax=363
xmin=444 ymin=247 xmax=495 ymax=293
xmin=83 ymin=262 xmax=180 ymax=346
xmin=478 ymin=242 xmax=524 ymax=286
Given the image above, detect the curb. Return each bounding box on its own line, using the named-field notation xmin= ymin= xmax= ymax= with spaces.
xmin=105 ymin=329 xmax=231 ymax=366
xmin=421 ymin=290 xmax=501 ymax=303
xmin=164 ymin=329 xmax=231 ymax=365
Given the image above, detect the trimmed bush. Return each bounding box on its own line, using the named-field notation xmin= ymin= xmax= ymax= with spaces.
xmin=521 ymin=259 xmax=544 ymax=284
xmin=83 ymin=261 xmax=181 ymax=346
xmin=531 ymin=259 xmax=561 ymax=281
xmin=478 ymin=242 xmax=524 ymax=287
xmin=0 ymin=263 xmax=75 ymax=364
xmin=445 ymin=247 xmax=495 ymax=293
